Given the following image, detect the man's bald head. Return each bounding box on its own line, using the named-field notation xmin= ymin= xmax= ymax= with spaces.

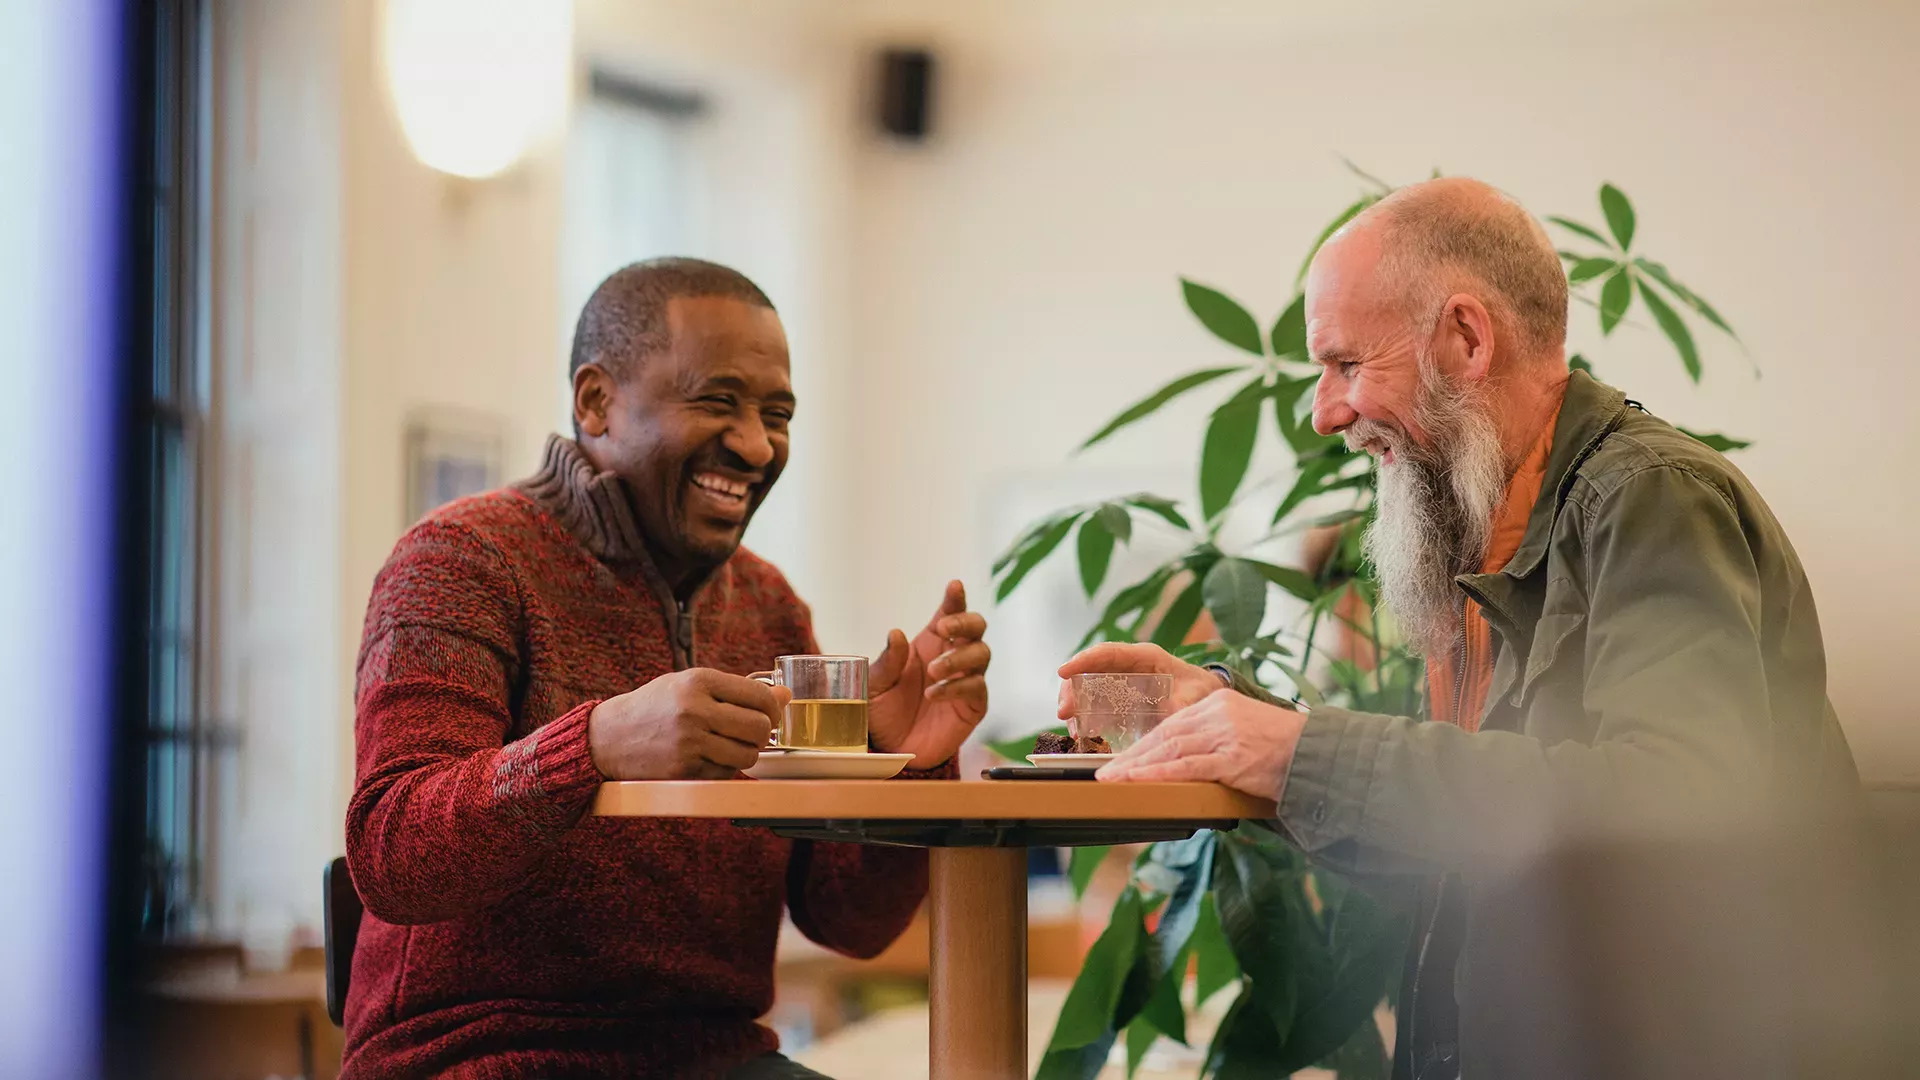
xmin=570 ymin=257 xmax=776 ymax=380
xmin=1305 ymin=179 xmax=1572 ymax=654
xmin=1331 ymin=177 xmax=1567 ymax=362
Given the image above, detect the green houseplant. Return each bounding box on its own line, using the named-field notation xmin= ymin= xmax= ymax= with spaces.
xmin=990 ymin=166 xmax=1748 ymax=1079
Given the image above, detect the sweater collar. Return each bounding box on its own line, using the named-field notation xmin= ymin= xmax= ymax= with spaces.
xmin=516 ymin=435 xmax=720 ymax=604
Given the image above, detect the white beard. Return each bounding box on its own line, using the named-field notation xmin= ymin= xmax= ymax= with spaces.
xmin=1351 ymin=367 xmax=1510 ymax=657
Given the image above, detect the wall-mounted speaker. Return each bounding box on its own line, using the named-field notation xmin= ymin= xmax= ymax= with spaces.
xmin=877 ymin=48 xmax=935 ymax=141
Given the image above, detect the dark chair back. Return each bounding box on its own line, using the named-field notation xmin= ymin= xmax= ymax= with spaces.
xmin=323 ymin=856 xmax=363 ymax=1027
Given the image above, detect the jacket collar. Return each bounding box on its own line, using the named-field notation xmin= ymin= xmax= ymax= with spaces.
xmin=515 ymin=434 xmax=720 ymax=609
xmin=1458 ymin=370 xmax=1630 ymax=631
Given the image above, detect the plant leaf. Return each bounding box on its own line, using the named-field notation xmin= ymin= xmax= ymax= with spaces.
xmin=1080 ymin=366 xmax=1247 ymax=451
xmin=1096 ymin=502 xmax=1133 ymax=545
xmin=1190 ymin=892 xmax=1240 ymax=1006
xmin=1034 ymin=1036 xmax=1117 ymax=1080
xmin=1125 ymin=1016 xmax=1160 ymax=1077
xmin=1046 ymin=888 xmax=1147 ymax=1050
xmin=1678 ymin=427 xmax=1752 ymax=452
xmin=995 ymin=513 xmax=1081 ymax=602
xmin=1280 ymin=912 xmax=1406 ymax=1071
xmin=1319 ymin=1012 xmax=1391 ymax=1080
xmin=1269 ymin=454 xmax=1344 ymax=526
xmin=1269 ymin=293 xmax=1308 ymax=358
xmin=991 ymin=513 xmax=1064 ymax=575
xmin=987 ymin=726 xmax=1066 ymax=763
xmin=1340 ymin=156 xmax=1394 ymax=193
xmin=1151 ymin=577 xmax=1207 ymax=650
xmin=1246 ymin=559 xmax=1322 ymax=603
xmin=1635 ymin=277 xmax=1700 ymax=382
xmin=1214 ymin=835 xmax=1300 ymax=1044
xmin=1296 ymin=195 xmax=1380 ymax=286
xmin=1633 ymin=257 xmax=1739 ymax=340
xmin=1200 ymin=387 xmax=1265 ymax=522
xmin=1077 ymin=515 xmax=1117 ymax=597
xmin=1599 ymin=182 xmax=1636 ymax=250
xmin=1261 ymin=657 xmax=1326 ymax=708
xmin=1123 ymin=493 xmax=1192 ymax=532
xmin=1548 ymin=215 xmax=1612 ymax=248
xmin=1598 ymin=268 xmax=1633 ymax=336
xmin=1068 ymin=845 xmax=1112 ymax=901
xmin=1566 ymin=256 xmax=1615 ymax=285
xmin=1147 ymin=835 xmax=1217 ymax=975
xmin=1307 ymin=508 xmax=1367 ymax=530
xmin=1086 ymin=566 xmax=1175 ymax=642
xmin=1204 ymin=985 xmax=1285 ymax=1080
xmin=1568 ymin=353 xmax=1594 ymax=375
xmin=1182 ymin=280 xmax=1266 ymax=356
xmin=1268 ymin=374 xmax=1330 ymax=456
xmin=1203 ymin=558 xmax=1268 ymax=646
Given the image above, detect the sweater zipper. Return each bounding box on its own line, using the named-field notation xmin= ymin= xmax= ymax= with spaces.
xmin=674 ymin=601 xmax=695 ymax=670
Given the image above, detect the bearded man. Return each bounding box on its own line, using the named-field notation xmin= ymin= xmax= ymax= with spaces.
xmin=1058 ymin=178 xmax=1856 ymax=1079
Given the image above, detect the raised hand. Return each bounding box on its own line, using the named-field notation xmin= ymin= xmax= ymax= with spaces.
xmin=868 ymin=580 xmax=991 ymax=770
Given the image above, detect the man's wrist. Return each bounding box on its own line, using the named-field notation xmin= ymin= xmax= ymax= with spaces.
xmin=1203 ymin=663 xmax=1235 ymax=687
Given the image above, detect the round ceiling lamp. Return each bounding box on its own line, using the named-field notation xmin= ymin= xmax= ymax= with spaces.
xmin=381 ymin=0 xmax=573 ymax=180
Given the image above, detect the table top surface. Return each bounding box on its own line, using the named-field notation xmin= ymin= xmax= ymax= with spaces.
xmin=592 ymin=778 xmax=1275 ymax=821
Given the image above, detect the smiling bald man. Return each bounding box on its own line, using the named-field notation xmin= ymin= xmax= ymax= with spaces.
xmin=1060 ymin=179 xmax=1857 ymax=1080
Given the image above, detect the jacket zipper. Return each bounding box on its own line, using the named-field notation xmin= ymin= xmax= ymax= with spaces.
xmin=1410 ymin=604 xmax=1470 ymax=1075
xmin=1409 ymin=875 xmax=1448 ymax=1076
xmin=1450 ymin=602 xmax=1470 ymax=724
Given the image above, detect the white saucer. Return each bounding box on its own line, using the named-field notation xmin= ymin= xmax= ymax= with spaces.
xmin=746 ymin=751 xmax=913 ymax=780
xmin=1026 ymin=753 xmax=1115 ymax=769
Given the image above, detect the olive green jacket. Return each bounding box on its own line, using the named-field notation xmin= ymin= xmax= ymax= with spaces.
xmin=1239 ymin=370 xmax=1856 ymax=1078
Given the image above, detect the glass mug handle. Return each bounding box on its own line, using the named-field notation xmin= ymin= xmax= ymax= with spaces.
xmin=747 ymin=671 xmax=782 ymax=749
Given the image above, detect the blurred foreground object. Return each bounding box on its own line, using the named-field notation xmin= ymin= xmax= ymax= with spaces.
xmin=1469 ymin=806 xmax=1920 ymax=1079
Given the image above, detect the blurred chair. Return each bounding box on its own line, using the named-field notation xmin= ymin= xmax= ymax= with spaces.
xmin=324 ymin=856 xmax=363 ymax=1027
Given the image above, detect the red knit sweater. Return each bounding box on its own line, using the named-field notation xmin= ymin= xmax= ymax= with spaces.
xmin=342 ymin=437 xmax=938 ymax=1079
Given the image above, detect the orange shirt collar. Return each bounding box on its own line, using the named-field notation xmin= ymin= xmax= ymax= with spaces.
xmin=1481 ymin=382 xmax=1566 ymax=575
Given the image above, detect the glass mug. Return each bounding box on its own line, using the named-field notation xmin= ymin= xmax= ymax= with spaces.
xmin=748 ymin=655 xmax=870 ymax=754
xmin=1070 ymin=672 xmax=1173 ymax=752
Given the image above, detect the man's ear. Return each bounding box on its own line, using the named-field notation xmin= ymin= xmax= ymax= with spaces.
xmin=573 ymin=363 xmax=615 ymax=438
xmin=1439 ymin=293 xmax=1497 ymax=381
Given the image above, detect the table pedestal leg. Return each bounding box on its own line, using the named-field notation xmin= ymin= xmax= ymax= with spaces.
xmin=928 ymin=846 xmax=1028 ymax=1079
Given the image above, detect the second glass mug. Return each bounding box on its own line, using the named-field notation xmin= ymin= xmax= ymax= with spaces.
xmin=748 ymin=654 xmax=870 ymax=754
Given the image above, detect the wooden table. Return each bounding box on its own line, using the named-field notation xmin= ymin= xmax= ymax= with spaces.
xmin=594 ymin=779 xmax=1275 ymax=1080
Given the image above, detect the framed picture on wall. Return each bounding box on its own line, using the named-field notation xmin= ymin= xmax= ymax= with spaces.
xmin=405 ymin=408 xmax=505 ymax=524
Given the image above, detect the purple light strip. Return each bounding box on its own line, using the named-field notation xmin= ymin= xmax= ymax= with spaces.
xmin=0 ymin=0 xmax=125 ymax=1076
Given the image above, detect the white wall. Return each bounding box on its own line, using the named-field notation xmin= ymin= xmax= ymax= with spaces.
xmin=569 ymin=0 xmax=872 ymax=652
xmin=829 ymin=0 xmax=1920 ymax=778
xmin=338 ymin=0 xmax=568 ymax=834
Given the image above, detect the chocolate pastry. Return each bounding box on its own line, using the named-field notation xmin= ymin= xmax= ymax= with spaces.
xmin=1033 ymin=731 xmax=1075 ymax=755
xmin=1076 ymin=734 xmax=1112 ymax=754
